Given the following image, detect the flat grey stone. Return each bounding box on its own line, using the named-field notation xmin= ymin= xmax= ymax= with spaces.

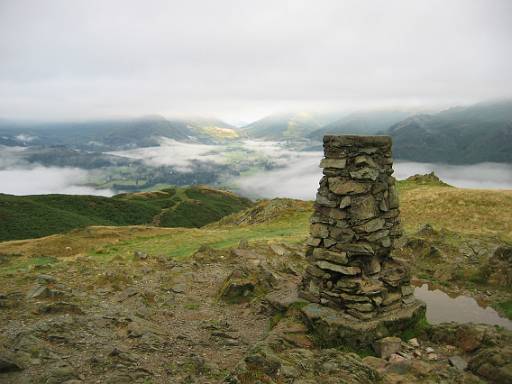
xmin=448 ymin=355 xmax=467 ymax=371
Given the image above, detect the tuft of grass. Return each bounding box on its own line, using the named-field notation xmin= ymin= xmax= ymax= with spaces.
xmin=184 ymin=302 xmax=201 ymax=310
xmin=495 ymin=301 xmax=512 ymax=320
xmin=336 ymin=344 xmax=375 ymax=358
xmin=269 ymin=312 xmax=285 ymax=329
xmin=400 ymin=315 xmax=431 ymax=341
xmin=468 ymin=265 xmax=492 ymax=285
xmin=1 ymin=255 xmax=57 ymax=275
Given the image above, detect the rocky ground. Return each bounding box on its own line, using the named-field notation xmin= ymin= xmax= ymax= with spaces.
xmin=1 ymin=238 xmax=511 ymax=384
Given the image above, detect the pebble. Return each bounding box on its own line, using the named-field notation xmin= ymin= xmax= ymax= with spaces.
xmin=397 ymin=351 xmax=413 ymax=359
xmin=388 ymin=354 xmax=406 ymax=363
xmin=37 ymin=274 xmax=57 ymax=284
xmin=26 ymin=285 xmax=50 ymax=299
xmin=133 ymin=251 xmax=148 ymax=260
xmin=169 ymin=283 xmax=186 ymax=294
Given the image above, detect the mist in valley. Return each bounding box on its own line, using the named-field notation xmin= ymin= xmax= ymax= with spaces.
xmin=234 ymin=155 xmax=512 ymax=200
xmin=0 ymin=166 xmax=112 ymax=196
xmin=2 ymin=140 xmax=510 ymax=198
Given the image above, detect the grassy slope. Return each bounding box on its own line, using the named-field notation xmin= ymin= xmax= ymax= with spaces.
xmin=1 ymin=180 xmax=511 ymax=265
xmin=0 ymin=186 xmax=252 ymax=241
xmin=398 ymin=182 xmax=512 ymax=241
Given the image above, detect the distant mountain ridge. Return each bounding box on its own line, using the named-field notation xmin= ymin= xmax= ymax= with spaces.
xmin=307 ymin=110 xmax=414 ymax=141
xmin=386 ymin=100 xmax=512 ymax=163
xmin=0 ymin=115 xmax=237 ymax=150
xmin=1 ymin=100 xmax=511 ymax=164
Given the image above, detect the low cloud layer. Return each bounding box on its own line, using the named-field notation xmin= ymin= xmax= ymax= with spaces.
xmin=110 ymin=138 xmax=311 ymax=171
xmin=0 ymin=166 xmax=113 ymax=196
xmin=109 ymin=138 xmax=226 ymax=172
xmin=2 ymin=142 xmax=511 ymax=197
xmin=234 ymin=157 xmax=512 ymax=200
xmin=234 ymin=153 xmax=323 ymax=200
xmin=0 ymin=146 xmax=113 ymax=196
xmin=394 ymin=162 xmax=512 ymax=189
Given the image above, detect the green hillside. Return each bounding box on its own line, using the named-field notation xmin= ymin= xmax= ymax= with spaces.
xmin=0 ymin=186 xmax=252 ymax=241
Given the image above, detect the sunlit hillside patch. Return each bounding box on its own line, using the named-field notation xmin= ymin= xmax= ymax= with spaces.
xmin=201 ymin=126 xmax=239 ymax=139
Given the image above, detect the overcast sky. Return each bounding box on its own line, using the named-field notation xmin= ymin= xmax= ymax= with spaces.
xmin=0 ymin=0 xmax=511 ymax=123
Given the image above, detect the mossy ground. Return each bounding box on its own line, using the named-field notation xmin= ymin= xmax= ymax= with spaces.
xmin=496 ymin=301 xmax=512 ymax=319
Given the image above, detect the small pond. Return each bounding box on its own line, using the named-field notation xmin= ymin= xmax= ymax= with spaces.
xmin=413 ymin=284 xmax=512 ymax=331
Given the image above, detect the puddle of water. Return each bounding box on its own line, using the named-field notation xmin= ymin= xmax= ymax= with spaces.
xmin=414 ymin=284 xmax=512 ymax=330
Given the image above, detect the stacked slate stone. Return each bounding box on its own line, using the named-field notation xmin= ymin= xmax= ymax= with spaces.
xmin=300 ymin=135 xmax=415 ymax=320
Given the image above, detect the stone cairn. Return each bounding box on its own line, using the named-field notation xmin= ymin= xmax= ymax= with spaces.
xmin=300 ymin=135 xmax=417 ymax=321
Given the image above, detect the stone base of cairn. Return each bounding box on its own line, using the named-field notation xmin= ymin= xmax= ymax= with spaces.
xmin=299 ymin=135 xmax=425 ymax=347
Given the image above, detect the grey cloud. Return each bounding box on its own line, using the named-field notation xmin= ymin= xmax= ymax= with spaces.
xmin=0 ymin=146 xmax=113 ymax=195
xmin=0 ymin=0 xmax=511 ymax=121
xmin=108 ymin=139 xmax=228 ymax=172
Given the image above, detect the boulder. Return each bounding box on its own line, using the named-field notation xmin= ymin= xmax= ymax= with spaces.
xmin=448 ymin=355 xmax=468 ymax=372
xmin=36 ymin=302 xmax=83 ymax=315
xmin=373 ymin=336 xmax=402 ymax=359
xmin=36 ymin=274 xmax=57 ymax=284
xmin=43 ymin=365 xmax=78 ymax=384
xmin=468 ymin=346 xmax=512 ymax=384
xmin=0 ymin=354 xmax=22 ymax=373
xmin=219 ymin=280 xmax=255 ymax=304
xmin=26 ymin=285 xmax=50 ymax=299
